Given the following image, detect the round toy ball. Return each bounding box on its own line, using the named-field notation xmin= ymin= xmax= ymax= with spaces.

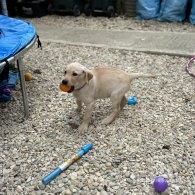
xmin=59 ymin=83 xmax=72 ymax=92
xmin=127 ymin=96 xmax=137 ymax=105
xmin=25 ymin=73 xmax=32 ymax=81
xmin=153 ymin=176 xmax=168 ymax=193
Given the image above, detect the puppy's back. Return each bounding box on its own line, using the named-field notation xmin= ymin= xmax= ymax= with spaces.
xmin=92 ymin=67 xmax=130 ymax=99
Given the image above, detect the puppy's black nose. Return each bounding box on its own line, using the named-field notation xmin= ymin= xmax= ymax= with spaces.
xmin=62 ymin=80 xmax=68 ymax=85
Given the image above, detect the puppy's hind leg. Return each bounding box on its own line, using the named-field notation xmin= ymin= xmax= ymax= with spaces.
xmin=120 ymin=96 xmax=127 ymax=111
xmin=102 ymin=95 xmax=123 ymax=125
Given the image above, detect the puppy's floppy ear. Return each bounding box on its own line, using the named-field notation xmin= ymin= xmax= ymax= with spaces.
xmin=85 ymin=70 xmax=93 ymax=83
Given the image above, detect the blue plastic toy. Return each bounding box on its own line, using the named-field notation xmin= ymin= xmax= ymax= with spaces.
xmin=127 ymin=97 xmax=137 ymax=105
xmin=42 ymin=143 xmax=93 ymax=185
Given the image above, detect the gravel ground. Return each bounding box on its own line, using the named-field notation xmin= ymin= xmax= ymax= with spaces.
xmin=0 ymin=15 xmax=195 ymax=195
xmin=24 ymin=14 xmax=195 ymax=32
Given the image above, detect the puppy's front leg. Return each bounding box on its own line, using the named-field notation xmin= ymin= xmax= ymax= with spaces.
xmin=76 ymin=99 xmax=82 ymax=112
xmin=78 ymin=102 xmax=95 ymax=133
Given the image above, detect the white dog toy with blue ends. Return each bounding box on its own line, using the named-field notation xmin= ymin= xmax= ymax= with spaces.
xmin=42 ymin=143 xmax=93 ymax=185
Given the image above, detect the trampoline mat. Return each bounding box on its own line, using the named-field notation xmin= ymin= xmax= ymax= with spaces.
xmin=0 ymin=15 xmax=36 ymax=62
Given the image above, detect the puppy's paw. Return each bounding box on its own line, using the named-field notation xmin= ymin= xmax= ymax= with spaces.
xmin=101 ymin=117 xmax=113 ymax=125
xmin=76 ymin=107 xmax=82 ymax=113
xmin=78 ymin=123 xmax=88 ymax=134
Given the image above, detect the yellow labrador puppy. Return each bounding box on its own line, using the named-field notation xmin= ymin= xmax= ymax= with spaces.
xmin=61 ymin=62 xmax=155 ymax=133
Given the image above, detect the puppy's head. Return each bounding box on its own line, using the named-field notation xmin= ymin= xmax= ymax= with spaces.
xmin=62 ymin=62 xmax=93 ymax=91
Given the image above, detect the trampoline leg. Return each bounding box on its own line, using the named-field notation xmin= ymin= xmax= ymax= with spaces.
xmin=17 ymin=58 xmax=29 ymax=119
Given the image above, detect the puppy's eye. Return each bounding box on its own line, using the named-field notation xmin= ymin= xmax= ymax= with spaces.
xmin=72 ymin=72 xmax=78 ymax=76
xmin=64 ymin=71 xmax=67 ymax=75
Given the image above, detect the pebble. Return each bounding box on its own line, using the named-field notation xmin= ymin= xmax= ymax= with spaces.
xmin=26 ymin=176 xmax=32 ymax=183
xmin=130 ymin=173 xmax=136 ymax=180
xmin=125 ymin=172 xmax=130 ymax=178
xmin=38 ymin=183 xmax=45 ymax=190
xmin=126 ymin=178 xmax=133 ymax=184
xmin=72 ymin=188 xmax=77 ymax=193
xmin=60 ymin=189 xmax=72 ymax=195
xmin=100 ymin=190 xmax=108 ymax=195
xmin=54 ymin=189 xmax=63 ymax=194
xmin=77 ymin=170 xmax=85 ymax=176
xmin=171 ymin=184 xmax=180 ymax=191
xmin=16 ymin=185 xmax=23 ymax=193
xmin=93 ymin=182 xmax=99 ymax=187
xmin=59 ymin=183 xmax=64 ymax=188
xmin=70 ymin=172 xmax=78 ymax=180
xmin=77 ymin=182 xmax=84 ymax=189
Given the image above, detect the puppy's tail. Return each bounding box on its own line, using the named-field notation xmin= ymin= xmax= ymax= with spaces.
xmin=129 ymin=73 xmax=156 ymax=81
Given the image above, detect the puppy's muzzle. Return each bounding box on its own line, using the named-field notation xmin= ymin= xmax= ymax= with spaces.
xmin=61 ymin=79 xmax=74 ymax=93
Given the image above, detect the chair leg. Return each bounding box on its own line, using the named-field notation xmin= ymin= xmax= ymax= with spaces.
xmin=17 ymin=58 xmax=29 ymax=119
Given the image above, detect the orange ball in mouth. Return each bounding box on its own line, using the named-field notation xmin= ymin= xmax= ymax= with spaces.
xmin=59 ymin=83 xmax=73 ymax=92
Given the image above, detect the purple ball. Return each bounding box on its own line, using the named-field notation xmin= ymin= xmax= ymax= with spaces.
xmin=153 ymin=176 xmax=168 ymax=193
